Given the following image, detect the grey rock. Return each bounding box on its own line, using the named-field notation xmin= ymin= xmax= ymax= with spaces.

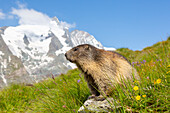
xmin=78 ymin=98 xmax=122 ymax=113
xmin=47 ymin=31 xmax=63 ymax=56
xmin=0 ymin=26 xmax=8 ymax=34
xmin=63 ymin=29 xmax=74 ymax=47
xmin=23 ymin=34 xmax=30 ymax=46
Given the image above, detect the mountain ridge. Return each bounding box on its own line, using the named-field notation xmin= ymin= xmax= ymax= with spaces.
xmin=0 ymin=17 xmax=115 ymax=88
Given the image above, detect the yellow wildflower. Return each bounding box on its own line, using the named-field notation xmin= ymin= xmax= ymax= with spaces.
xmin=136 ymin=95 xmax=141 ymax=100
xmin=156 ymin=79 xmax=161 ymax=84
xmin=142 ymin=95 xmax=146 ymax=98
xmin=167 ymin=65 xmax=170 ymax=68
xmin=134 ymin=80 xmax=139 ymax=83
xmin=133 ymin=86 xmax=139 ymax=91
xmin=167 ymin=71 xmax=170 ymax=74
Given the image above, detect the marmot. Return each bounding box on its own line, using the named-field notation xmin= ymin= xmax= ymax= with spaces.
xmin=65 ymin=44 xmax=140 ymax=100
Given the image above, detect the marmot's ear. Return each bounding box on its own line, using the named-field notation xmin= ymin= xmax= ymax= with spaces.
xmin=85 ymin=45 xmax=90 ymax=51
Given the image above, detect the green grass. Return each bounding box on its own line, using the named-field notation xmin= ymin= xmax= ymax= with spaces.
xmin=0 ymin=38 xmax=169 ymax=112
xmin=0 ymin=69 xmax=90 ymax=112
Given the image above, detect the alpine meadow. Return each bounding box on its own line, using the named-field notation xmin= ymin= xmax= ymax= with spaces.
xmin=0 ymin=37 xmax=169 ymax=112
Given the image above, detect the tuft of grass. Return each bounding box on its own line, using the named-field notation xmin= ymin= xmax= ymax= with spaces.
xmin=0 ymin=38 xmax=169 ymax=112
xmin=115 ymin=38 xmax=170 ymax=112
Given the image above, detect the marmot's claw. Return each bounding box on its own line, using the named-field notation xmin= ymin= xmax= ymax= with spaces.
xmin=87 ymin=95 xmax=96 ymax=99
xmin=94 ymin=96 xmax=106 ymax=101
xmin=88 ymin=95 xmax=106 ymax=101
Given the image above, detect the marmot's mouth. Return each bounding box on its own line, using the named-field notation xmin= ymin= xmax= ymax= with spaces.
xmin=65 ymin=53 xmax=70 ymax=61
xmin=68 ymin=59 xmax=76 ymax=63
xmin=65 ymin=54 xmax=74 ymax=63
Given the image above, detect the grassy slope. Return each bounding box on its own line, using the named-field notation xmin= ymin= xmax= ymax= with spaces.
xmin=0 ymin=38 xmax=169 ymax=112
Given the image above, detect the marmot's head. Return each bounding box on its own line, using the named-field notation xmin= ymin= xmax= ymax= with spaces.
xmin=65 ymin=44 xmax=97 ymax=63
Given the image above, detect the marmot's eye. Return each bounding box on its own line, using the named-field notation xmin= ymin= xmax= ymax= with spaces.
xmin=73 ymin=48 xmax=78 ymax=51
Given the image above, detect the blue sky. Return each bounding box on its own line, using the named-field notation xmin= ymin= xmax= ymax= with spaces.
xmin=0 ymin=0 xmax=170 ymax=50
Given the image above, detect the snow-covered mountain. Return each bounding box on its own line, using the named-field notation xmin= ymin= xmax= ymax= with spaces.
xmin=0 ymin=17 xmax=110 ymax=88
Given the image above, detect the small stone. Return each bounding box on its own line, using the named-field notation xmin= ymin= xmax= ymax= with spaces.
xmin=78 ymin=97 xmax=121 ymax=113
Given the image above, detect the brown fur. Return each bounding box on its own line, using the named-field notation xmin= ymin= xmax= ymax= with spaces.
xmin=65 ymin=44 xmax=140 ymax=99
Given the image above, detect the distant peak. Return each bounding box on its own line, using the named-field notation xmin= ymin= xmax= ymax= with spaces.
xmin=52 ymin=16 xmax=60 ymax=24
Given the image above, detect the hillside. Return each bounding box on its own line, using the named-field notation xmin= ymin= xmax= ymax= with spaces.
xmin=0 ymin=38 xmax=169 ymax=112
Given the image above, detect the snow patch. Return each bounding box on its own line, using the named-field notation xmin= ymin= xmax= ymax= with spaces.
xmin=104 ymin=47 xmax=116 ymax=51
xmin=0 ymin=65 xmax=7 ymax=85
xmin=8 ymin=56 xmax=11 ymax=62
xmin=2 ymin=25 xmax=51 ymax=58
xmin=66 ymin=62 xmax=77 ymax=69
xmin=0 ymin=51 xmax=7 ymax=86
xmin=0 ymin=51 xmax=4 ymax=56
